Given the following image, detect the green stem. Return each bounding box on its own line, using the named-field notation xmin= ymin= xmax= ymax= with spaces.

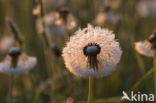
xmin=8 ymin=75 xmax=14 ymax=103
xmin=39 ymin=0 xmax=52 ymax=47
xmin=88 ymin=77 xmax=94 ymax=103
xmin=131 ymin=68 xmax=155 ymax=91
xmin=64 ymin=27 xmax=69 ymax=42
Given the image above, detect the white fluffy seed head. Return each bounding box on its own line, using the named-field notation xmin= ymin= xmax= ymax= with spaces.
xmin=135 ymin=41 xmax=154 ymax=57
xmin=62 ymin=24 xmax=122 ymax=77
xmin=0 ymin=53 xmax=37 ymax=75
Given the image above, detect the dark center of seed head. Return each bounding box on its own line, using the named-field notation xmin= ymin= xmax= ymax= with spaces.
xmin=83 ymin=44 xmax=101 ymax=70
xmin=59 ymin=8 xmax=69 ymax=21
xmin=148 ymin=31 xmax=156 ymax=48
xmin=104 ymin=6 xmax=111 ymax=13
xmin=8 ymin=48 xmax=21 ymax=68
xmin=84 ymin=44 xmax=101 ymax=56
xmin=9 ymin=48 xmax=21 ymax=58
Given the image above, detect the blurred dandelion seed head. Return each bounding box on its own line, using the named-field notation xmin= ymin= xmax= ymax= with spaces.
xmin=135 ymin=32 xmax=156 ymax=57
xmin=0 ymin=48 xmax=37 ymax=74
xmin=43 ymin=10 xmax=77 ymax=36
xmin=94 ymin=6 xmax=118 ymax=26
xmin=135 ymin=41 xmax=154 ymax=57
xmin=62 ymin=24 xmax=122 ymax=77
xmin=137 ymin=0 xmax=156 ymax=17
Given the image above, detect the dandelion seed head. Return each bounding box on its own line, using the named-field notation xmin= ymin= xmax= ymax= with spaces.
xmin=0 ymin=51 xmax=37 ymax=75
xmin=135 ymin=41 xmax=154 ymax=57
xmin=94 ymin=6 xmax=118 ymax=26
xmin=44 ymin=10 xmax=77 ymax=36
xmin=62 ymin=24 xmax=122 ymax=77
xmin=137 ymin=0 xmax=156 ymax=17
xmin=135 ymin=31 xmax=156 ymax=57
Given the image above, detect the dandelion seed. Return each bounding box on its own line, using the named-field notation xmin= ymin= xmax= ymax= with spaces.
xmin=135 ymin=31 xmax=156 ymax=57
xmin=0 ymin=48 xmax=37 ymax=74
xmin=62 ymin=24 xmax=122 ymax=77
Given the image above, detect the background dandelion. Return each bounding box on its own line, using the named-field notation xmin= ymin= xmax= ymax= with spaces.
xmin=0 ymin=48 xmax=37 ymax=74
xmin=0 ymin=47 xmax=37 ymax=103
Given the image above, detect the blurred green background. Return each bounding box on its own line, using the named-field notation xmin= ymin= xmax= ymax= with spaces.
xmin=0 ymin=0 xmax=156 ymax=103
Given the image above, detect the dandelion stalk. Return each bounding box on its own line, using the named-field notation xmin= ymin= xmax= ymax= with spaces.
xmin=38 ymin=0 xmax=51 ymax=47
xmin=8 ymin=75 xmax=14 ymax=103
xmin=35 ymin=1 xmax=56 ymax=102
xmin=88 ymin=77 xmax=94 ymax=103
xmin=148 ymin=31 xmax=156 ymax=95
xmin=64 ymin=27 xmax=69 ymax=42
xmin=131 ymin=67 xmax=156 ymax=91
